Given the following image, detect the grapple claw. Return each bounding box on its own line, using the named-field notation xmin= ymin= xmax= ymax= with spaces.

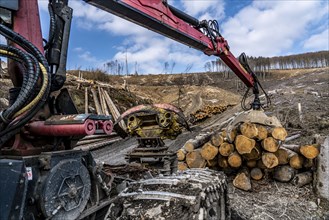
xmin=226 ymin=110 xmax=282 ymax=142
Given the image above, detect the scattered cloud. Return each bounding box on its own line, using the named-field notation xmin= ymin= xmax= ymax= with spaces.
xmin=38 ymin=0 xmax=328 ymax=73
xmin=72 ymin=47 xmax=102 ymax=66
xmin=303 ymin=28 xmax=329 ymax=51
xmin=221 ymin=1 xmax=328 ymax=57
xmin=181 ymin=0 xmax=225 ymax=20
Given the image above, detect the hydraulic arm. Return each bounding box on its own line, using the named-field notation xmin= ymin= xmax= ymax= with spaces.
xmin=85 ymin=0 xmax=255 ymax=87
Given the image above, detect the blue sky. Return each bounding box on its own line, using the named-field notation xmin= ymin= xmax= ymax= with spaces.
xmin=37 ymin=0 xmax=329 ymax=74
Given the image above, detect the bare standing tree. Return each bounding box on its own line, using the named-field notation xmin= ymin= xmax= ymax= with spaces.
xmin=204 ymin=62 xmax=211 ymax=72
xmin=184 ymin=63 xmax=193 ymax=73
xmin=163 ymin=61 xmax=170 ymax=74
xmin=170 ymin=61 xmax=176 ymax=74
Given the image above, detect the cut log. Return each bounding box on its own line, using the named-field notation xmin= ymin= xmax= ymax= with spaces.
xmin=261 ymin=152 xmax=279 ymax=169
xmin=183 ymin=139 xmax=195 ymax=153
xmin=303 ymin=158 xmax=314 ymax=169
xmin=250 ymin=167 xmax=263 ymax=180
xmin=100 ymin=88 xmax=110 ymax=115
xmin=285 ymin=133 xmax=301 ymax=142
xmin=282 ymin=144 xmax=300 ymax=152
xmin=274 ymin=148 xmax=289 ymax=165
xmin=185 ymin=149 xmax=206 ymax=168
xmin=84 ymin=87 xmax=88 ymax=114
xmin=218 ymin=155 xmax=229 ymax=168
xmin=228 ymin=128 xmax=237 ymax=142
xmin=98 ymin=86 xmax=105 ymax=114
xmin=246 ymin=160 xmax=257 ymax=168
xmin=210 ymin=132 xmax=224 ymax=147
xmin=183 ymin=134 xmax=211 ymax=152
xmin=271 ymin=127 xmax=287 ymax=141
xmin=200 ymin=142 xmax=218 ymax=160
xmin=273 ymin=165 xmax=296 ymax=182
xmin=300 ymin=144 xmax=320 ymax=159
xmin=256 ymin=124 xmax=268 ymax=140
xmin=240 ymin=122 xmax=258 ymax=139
xmin=242 ymin=144 xmax=261 ymax=160
xmin=235 ymin=135 xmax=256 ymax=155
xmin=261 ymin=137 xmax=279 ymax=152
xmin=228 ymin=151 xmax=242 ymax=168
xmin=233 ymin=170 xmax=251 ymax=191
xmin=292 ymin=171 xmax=313 ymax=187
xmin=103 ymin=90 xmax=127 ymax=130
xmin=290 ymin=154 xmax=304 ymax=170
xmin=91 ymin=88 xmax=103 ymax=115
xmin=257 ymin=159 xmax=267 ymax=170
xmin=281 ymin=147 xmax=303 ymax=169
xmin=206 ymin=157 xmax=218 ymax=167
xmin=177 ymin=162 xmax=188 ymax=171
xmin=221 ymin=128 xmax=237 ymax=142
xmin=219 ymin=142 xmax=234 ymax=157
xmin=289 ymin=154 xmax=304 ymax=170
xmin=177 ymin=149 xmax=186 ymax=161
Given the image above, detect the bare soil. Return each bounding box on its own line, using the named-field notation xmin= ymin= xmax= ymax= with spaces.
xmin=1 ymin=67 xmax=328 ymax=219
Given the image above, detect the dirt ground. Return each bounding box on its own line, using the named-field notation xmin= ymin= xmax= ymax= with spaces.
xmin=105 ymin=67 xmax=329 ymax=219
xmin=1 ymin=67 xmax=328 ymax=219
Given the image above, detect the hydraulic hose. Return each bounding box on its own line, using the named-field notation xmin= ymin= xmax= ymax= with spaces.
xmin=0 ymin=24 xmax=49 ymax=71
xmin=44 ymin=3 xmax=56 ymax=50
xmin=0 ymin=24 xmax=52 ymax=146
xmin=0 ymin=46 xmax=40 ymax=121
xmin=0 ymin=64 xmax=51 ymax=145
xmin=13 ymin=63 xmax=48 ymax=117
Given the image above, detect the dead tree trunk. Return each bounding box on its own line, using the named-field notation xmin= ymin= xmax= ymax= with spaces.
xmin=85 ymin=87 xmax=88 ymax=114
xmin=316 ymin=136 xmax=329 ymax=200
xmin=91 ymin=88 xmax=102 ymax=115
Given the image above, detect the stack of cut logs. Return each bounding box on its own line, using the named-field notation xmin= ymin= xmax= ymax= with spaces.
xmin=177 ymin=122 xmax=319 ymax=191
xmin=191 ymin=105 xmax=228 ymax=121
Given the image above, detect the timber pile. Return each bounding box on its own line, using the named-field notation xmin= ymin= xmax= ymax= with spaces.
xmin=191 ymin=104 xmax=229 ymax=122
xmin=177 ymin=122 xmax=320 ymax=191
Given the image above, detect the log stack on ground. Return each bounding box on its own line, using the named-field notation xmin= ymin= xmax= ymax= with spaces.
xmin=191 ymin=104 xmax=229 ymax=122
xmin=177 ymin=122 xmax=320 ymax=191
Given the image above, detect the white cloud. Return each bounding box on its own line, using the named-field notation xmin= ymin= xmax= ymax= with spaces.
xmin=69 ymin=1 xmax=154 ymax=37
xmin=303 ymin=28 xmax=329 ymax=51
xmin=221 ymin=1 xmax=328 ymax=57
xmin=65 ymin=0 xmax=210 ymax=73
xmin=181 ymin=0 xmax=225 ymax=19
xmin=73 ymin=47 xmax=102 ymax=66
xmin=181 ymin=0 xmax=214 ymax=16
xmin=39 ymin=0 xmax=328 ymax=74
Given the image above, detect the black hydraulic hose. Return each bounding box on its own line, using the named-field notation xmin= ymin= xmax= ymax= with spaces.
xmin=0 ymin=45 xmax=39 ymax=122
xmin=44 ymin=3 xmax=56 ymax=50
xmin=0 ymin=24 xmax=49 ymax=71
xmin=0 ymin=65 xmax=51 ymax=144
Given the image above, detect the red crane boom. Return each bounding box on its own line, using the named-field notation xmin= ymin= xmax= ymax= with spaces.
xmin=85 ymin=0 xmax=254 ymax=87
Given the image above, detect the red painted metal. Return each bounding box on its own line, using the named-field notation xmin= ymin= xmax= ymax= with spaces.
xmin=13 ymin=0 xmax=44 ymax=53
xmin=9 ymin=0 xmax=44 ymax=87
xmin=98 ymin=120 xmax=113 ymax=135
xmin=27 ymin=119 xmax=96 ymax=136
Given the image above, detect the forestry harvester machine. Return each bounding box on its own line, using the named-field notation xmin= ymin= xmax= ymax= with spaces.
xmin=0 ymin=0 xmax=281 ymax=219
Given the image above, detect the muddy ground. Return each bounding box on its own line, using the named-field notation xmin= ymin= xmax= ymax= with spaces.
xmin=1 ymin=67 xmax=328 ymax=219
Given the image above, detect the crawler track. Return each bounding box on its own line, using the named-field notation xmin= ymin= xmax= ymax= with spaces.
xmin=105 ymin=169 xmax=229 ymax=220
